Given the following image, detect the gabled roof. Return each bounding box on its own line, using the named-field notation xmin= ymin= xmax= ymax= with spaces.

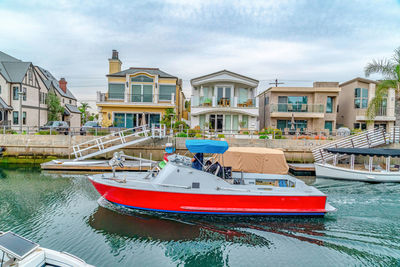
xmin=36 ymin=66 xmax=77 ymax=100
xmin=0 ymin=62 xmax=31 ymax=83
xmin=65 ymin=104 xmax=81 ymax=113
xmin=339 ymin=77 xmax=378 ymax=87
xmin=191 ymin=69 xmax=259 ymax=87
xmin=107 ymin=67 xmax=177 ymax=79
xmin=0 ymin=97 xmax=12 ymax=110
xmin=0 ymin=51 xmax=31 ymax=83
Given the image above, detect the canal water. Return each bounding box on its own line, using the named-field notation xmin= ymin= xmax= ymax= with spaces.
xmin=0 ymin=165 xmax=400 ymax=266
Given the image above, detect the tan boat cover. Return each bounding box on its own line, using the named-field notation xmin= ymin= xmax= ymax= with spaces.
xmin=220 ymin=147 xmax=289 ymax=174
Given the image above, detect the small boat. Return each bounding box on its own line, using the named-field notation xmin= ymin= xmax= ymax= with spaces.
xmin=89 ymin=140 xmax=336 ymax=216
xmin=315 ymin=148 xmax=400 ymax=182
xmin=0 ymin=231 xmax=94 ymax=267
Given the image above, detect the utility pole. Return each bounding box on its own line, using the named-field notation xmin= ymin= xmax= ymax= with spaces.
xmin=18 ymin=85 xmax=24 ymax=133
xmin=269 ymin=79 xmax=284 ymax=87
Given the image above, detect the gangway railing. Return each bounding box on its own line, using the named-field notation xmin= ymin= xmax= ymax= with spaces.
xmin=71 ymin=124 xmax=166 ymax=161
xmin=389 ymin=126 xmax=400 ymax=144
xmin=312 ymin=128 xmax=386 ymax=163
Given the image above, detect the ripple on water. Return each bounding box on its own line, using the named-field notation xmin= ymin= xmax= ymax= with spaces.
xmin=1 ymin=166 xmax=400 ymax=266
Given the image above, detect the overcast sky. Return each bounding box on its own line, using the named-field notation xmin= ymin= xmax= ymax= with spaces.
xmin=1 ymin=0 xmax=400 ymax=109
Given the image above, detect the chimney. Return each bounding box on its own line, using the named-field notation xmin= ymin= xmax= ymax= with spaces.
xmin=112 ymin=49 xmax=119 ymax=60
xmin=109 ymin=49 xmax=122 ymax=74
xmin=59 ymin=78 xmax=67 ymax=93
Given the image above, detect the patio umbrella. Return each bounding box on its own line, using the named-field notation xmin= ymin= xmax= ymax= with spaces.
xmin=141 ymin=112 xmax=147 ymax=126
xmin=290 ymin=113 xmax=295 ymax=130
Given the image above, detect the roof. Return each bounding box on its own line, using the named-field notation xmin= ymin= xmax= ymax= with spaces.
xmin=107 ymin=67 xmax=177 ymax=79
xmin=0 ymin=97 xmax=12 ymax=110
xmin=0 ymin=62 xmax=30 ymax=82
xmin=65 ymin=104 xmax=81 ymax=113
xmin=36 ymin=66 xmax=77 ymax=100
xmin=0 ymin=51 xmax=20 ymax=62
xmin=185 ymin=139 xmax=229 ymax=154
xmin=339 ymin=77 xmax=379 ymax=87
xmin=191 ymin=69 xmax=259 ymax=85
xmin=324 ymin=148 xmax=400 ymax=157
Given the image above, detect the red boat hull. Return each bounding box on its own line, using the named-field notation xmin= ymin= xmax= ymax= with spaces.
xmin=91 ymin=180 xmax=328 ymax=216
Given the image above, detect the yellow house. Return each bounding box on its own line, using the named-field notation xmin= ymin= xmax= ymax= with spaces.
xmin=97 ymin=50 xmax=185 ymax=127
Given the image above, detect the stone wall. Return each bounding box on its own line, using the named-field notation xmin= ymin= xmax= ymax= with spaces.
xmin=0 ymin=135 xmax=332 ymax=163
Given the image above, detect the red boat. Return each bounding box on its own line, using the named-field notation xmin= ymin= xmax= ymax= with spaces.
xmin=89 ymin=140 xmax=336 ymax=216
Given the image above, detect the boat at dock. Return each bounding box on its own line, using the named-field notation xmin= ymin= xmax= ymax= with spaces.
xmin=315 ymin=148 xmax=400 ymax=182
xmin=0 ymin=231 xmax=94 ymax=267
xmin=89 ymin=140 xmax=335 ymax=216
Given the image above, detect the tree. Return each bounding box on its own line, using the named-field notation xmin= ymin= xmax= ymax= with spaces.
xmin=161 ymin=108 xmax=176 ymax=128
xmin=365 ymin=47 xmax=400 ymax=126
xmin=78 ymin=102 xmax=91 ymax=124
xmin=47 ymin=92 xmax=64 ymax=121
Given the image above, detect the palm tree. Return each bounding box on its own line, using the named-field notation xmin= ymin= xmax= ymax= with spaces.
xmin=78 ymin=102 xmax=91 ymax=124
xmin=364 ymin=47 xmax=400 ymax=126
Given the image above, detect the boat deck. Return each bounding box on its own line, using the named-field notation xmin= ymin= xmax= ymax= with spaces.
xmin=288 ymin=163 xmax=315 ymax=176
xmin=41 ymin=159 xmax=152 ymax=172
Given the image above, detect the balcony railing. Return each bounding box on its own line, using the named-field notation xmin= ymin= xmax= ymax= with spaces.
xmin=191 ymin=96 xmax=258 ymax=108
xmin=97 ymin=92 xmax=175 ymax=104
xmin=269 ymin=103 xmax=325 ymax=113
xmin=0 ymin=120 xmax=11 ymax=126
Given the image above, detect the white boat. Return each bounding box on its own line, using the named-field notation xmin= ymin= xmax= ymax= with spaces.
xmin=315 ymin=148 xmax=400 ymax=182
xmin=0 ymin=231 xmax=94 ymax=267
xmin=89 ymin=140 xmax=336 ymax=216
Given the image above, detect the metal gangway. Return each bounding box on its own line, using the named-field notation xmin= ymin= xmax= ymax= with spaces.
xmin=312 ymin=128 xmax=386 ymax=163
xmin=71 ymin=124 xmax=166 ymax=161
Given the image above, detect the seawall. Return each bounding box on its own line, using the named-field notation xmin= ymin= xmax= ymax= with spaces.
xmin=0 ymin=134 xmax=332 ymax=163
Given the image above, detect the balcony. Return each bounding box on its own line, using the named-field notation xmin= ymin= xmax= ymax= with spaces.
xmin=355 ymin=107 xmax=395 ymax=121
xmin=97 ymin=92 xmax=175 ymax=105
xmin=191 ymin=96 xmax=258 ymax=108
xmin=268 ymin=103 xmax=325 ymax=118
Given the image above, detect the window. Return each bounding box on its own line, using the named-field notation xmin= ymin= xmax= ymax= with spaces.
xmin=13 ymin=87 xmax=19 ymax=100
xmin=13 ymin=111 xmax=18 ymax=125
xmin=23 ymin=88 xmax=26 ymax=101
xmin=241 ymin=115 xmax=249 ymax=129
xmin=199 ymin=115 xmax=205 ymax=129
xmin=28 ymin=70 xmax=33 ymax=82
xmin=108 ymin=83 xmax=125 ymax=99
xmin=277 ymin=119 xmax=308 ymax=132
xmin=132 ymin=84 xmax=152 ymax=102
xmin=159 ymin=85 xmax=175 ymax=100
xmin=69 ymin=99 xmax=72 ymax=104
xmin=278 ymin=96 xmax=308 ymax=112
xmin=354 ymin=88 xmax=368 ymax=109
xmin=324 ymin=121 xmax=333 ymax=132
xmin=22 ymin=112 xmax=26 ymax=125
xmin=131 ymin=75 xmax=153 ymax=83
xmin=353 ymin=123 xmax=360 ymax=129
xmin=326 ymin=97 xmax=333 ymax=113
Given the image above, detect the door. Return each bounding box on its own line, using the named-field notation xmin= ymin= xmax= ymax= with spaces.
xmin=217 ymin=115 xmax=223 ymax=132
xmin=209 ymin=115 xmax=216 ymax=130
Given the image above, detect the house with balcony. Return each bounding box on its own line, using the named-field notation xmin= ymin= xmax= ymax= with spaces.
xmin=190 ymin=70 xmax=259 ymax=132
xmin=97 ymin=50 xmax=185 ymax=128
xmin=258 ymin=82 xmax=340 ymax=133
xmin=337 ymin=77 xmax=395 ymax=131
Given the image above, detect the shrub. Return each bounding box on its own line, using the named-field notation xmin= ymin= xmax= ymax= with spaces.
xmin=242 ymin=131 xmax=249 ymax=135
xmin=88 ymin=129 xmax=109 ymax=136
xmin=351 ymin=128 xmax=363 ymax=135
xmin=38 ymin=130 xmax=58 ymax=135
xmin=5 ymin=129 xmax=17 ymax=134
xmin=176 ymin=132 xmax=188 ymax=137
xmin=259 ymin=135 xmax=268 ymax=139
xmin=195 ymin=133 xmax=203 ymax=138
xmin=173 ymin=120 xmax=189 ymax=130
xmin=218 ymin=134 xmax=225 ymax=138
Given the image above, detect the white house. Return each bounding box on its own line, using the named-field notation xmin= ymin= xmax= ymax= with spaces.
xmin=190 ymin=70 xmax=260 ymax=132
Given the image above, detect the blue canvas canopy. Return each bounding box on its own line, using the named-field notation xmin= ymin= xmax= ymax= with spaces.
xmin=185 ymin=140 xmax=229 ymax=154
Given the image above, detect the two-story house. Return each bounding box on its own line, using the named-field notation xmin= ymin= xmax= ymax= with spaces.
xmin=258 ymin=82 xmax=340 ymax=133
xmin=0 ymin=51 xmax=80 ymax=130
xmin=190 ymin=70 xmax=260 ymax=132
xmin=97 ymin=50 xmax=185 ymax=128
xmin=337 ymin=77 xmax=396 ymax=131
xmin=35 ymin=67 xmax=81 ymax=128
xmin=0 ymin=51 xmax=44 ymax=129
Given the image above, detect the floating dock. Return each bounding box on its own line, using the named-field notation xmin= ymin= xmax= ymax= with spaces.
xmin=41 ymin=159 xmax=152 ymax=172
xmin=288 ymin=163 xmax=315 ymax=176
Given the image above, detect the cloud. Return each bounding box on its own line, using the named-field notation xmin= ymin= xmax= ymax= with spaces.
xmin=0 ymin=0 xmax=400 ymax=102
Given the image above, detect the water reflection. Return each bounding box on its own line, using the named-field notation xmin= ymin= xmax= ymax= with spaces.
xmin=88 ymin=198 xmax=327 ymax=248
